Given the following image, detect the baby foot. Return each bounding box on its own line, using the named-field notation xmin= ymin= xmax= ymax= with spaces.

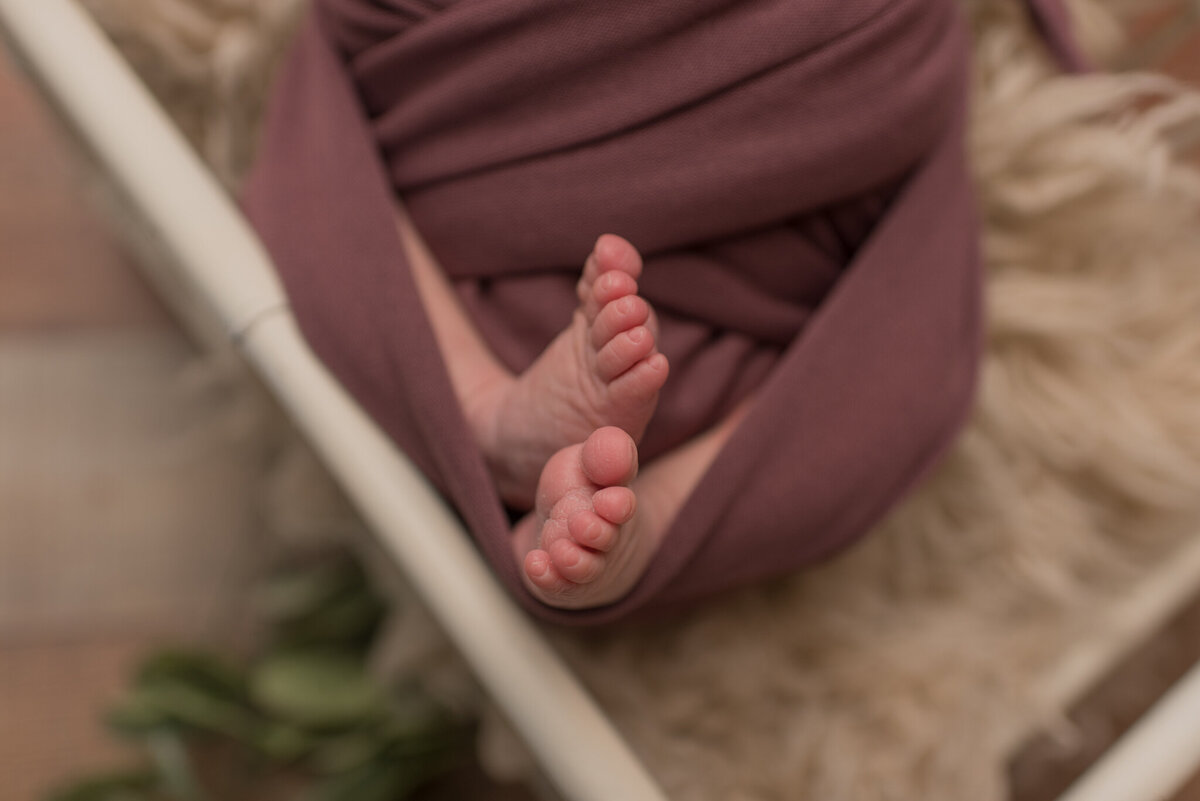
xmin=512 ymin=427 xmax=655 ymax=609
xmin=480 ymin=235 xmax=669 ymax=508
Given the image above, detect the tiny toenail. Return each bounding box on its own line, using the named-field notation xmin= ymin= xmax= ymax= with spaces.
xmin=628 ymin=327 xmax=645 ymax=343
xmin=530 ymin=554 xmax=549 ymax=577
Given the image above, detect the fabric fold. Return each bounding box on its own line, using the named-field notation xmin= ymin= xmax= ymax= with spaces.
xmin=245 ymin=0 xmax=1084 ymax=623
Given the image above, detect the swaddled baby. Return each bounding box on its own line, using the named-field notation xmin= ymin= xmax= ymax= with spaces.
xmin=247 ymin=0 xmax=1080 ymax=620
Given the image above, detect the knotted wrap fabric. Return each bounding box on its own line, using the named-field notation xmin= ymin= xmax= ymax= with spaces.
xmin=245 ymin=0 xmax=1083 ymax=623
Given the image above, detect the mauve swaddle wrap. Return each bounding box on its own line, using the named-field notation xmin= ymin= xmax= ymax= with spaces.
xmin=244 ymin=0 xmax=1075 ymax=623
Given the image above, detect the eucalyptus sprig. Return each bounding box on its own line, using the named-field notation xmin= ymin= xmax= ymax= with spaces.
xmin=47 ymin=550 xmax=471 ymax=801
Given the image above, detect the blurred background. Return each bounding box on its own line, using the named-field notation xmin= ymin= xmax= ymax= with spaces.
xmin=0 ymin=25 xmax=271 ymax=798
xmin=2 ymin=2 xmax=1200 ymax=800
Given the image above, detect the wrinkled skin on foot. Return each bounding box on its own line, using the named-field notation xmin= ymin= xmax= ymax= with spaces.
xmin=476 ymin=235 xmax=669 ymax=509
xmin=513 ymin=426 xmax=657 ymax=609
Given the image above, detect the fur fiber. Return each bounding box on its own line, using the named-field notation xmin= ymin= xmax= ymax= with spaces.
xmin=79 ymin=1 xmax=1200 ymax=798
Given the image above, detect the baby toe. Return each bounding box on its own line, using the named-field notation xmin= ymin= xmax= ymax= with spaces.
xmin=569 ymin=509 xmax=619 ymax=552
xmin=607 ymin=352 xmax=669 ymax=402
xmin=524 ymin=550 xmax=576 ymax=595
xmin=591 ymin=269 xmax=639 ymax=308
xmin=595 ymin=326 xmax=655 ymax=381
xmin=593 ymin=486 xmax=637 ymax=525
xmin=591 ymin=294 xmax=650 ymax=349
xmin=594 ymin=234 xmax=643 ymax=280
xmin=549 ymin=538 xmax=605 ymax=584
xmin=580 ymin=427 xmax=638 ymax=487
xmin=582 ymin=270 xmax=637 ymax=323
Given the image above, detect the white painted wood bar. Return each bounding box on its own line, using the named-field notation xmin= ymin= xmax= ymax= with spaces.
xmin=1053 ymin=656 xmax=1200 ymax=801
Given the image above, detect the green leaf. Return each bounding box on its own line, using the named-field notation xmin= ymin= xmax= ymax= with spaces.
xmin=248 ymin=722 xmax=317 ymax=762
xmin=249 ymin=652 xmax=385 ymax=730
xmin=105 ymin=693 xmax=175 ymax=737
xmin=260 ymin=555 xmax=387 ymax=653
xmin=273 ymin=591 xmax=386 ymax=653
xmin=134 ymin=651 xmax=247 ymax=703
xmin=107 ymin=681 xmax=261 ymax=742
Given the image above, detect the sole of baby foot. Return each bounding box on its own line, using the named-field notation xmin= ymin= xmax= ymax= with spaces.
xmin=483 ymin=235 xmax=669 ymax=509
xmin=512 ymin=426 xmax=656 ymax=609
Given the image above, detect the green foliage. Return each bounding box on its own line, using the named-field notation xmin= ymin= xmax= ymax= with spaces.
xmin=46 ymin=550 xmax=469 ymax=801
xmin=256 ymin=553 xmax=388 ymax=652
xmin=107 ymin=651 xmax=261 ymax=742
xmin=250 ymin=651 xmax=387 ymax=730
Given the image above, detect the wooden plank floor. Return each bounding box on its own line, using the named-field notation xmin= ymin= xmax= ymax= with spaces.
xmin=0 ymin=55 xmax=170 ymax=332
xmin=0 ymin=43 xmax=170 ymax=801
xmin=0 ymin=46 xmax=266 ymax=801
